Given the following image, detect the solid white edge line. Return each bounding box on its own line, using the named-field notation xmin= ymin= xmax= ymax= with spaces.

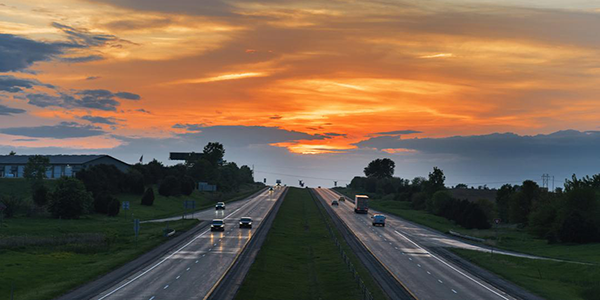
xmin=394 ymin=230 xmax=510 ymax=300
xmin=96 ymin=190 xmax=270 ymax=300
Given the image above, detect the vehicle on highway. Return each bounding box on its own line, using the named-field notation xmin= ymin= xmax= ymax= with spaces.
xmin=372 ymin=214 xmax=386 ymax=227
xmin=211 ymin=219 xmax=225 ymax=231
xmin=354 ymin=195 xmax=369 ymax=214
xmin=215 ymin=202 xmax=226 ymax=210
xmin=339 ymin=196 xmax=345 ymax=202
xmin=239 ymin=217 xmax=253 ymax=228
xmin=269 ymin=187 xmax=274 ymax=192
xmin=331 ymin=200 xmax=339 ymax=206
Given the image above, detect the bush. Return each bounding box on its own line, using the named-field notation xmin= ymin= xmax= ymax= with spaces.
xmin=429 ymin=191 xmax=452 ymax=214
xmin=48 ymin=177 xmax=93 ymax=219
xmin=181 ymin=176 xmax=195 ymax=196
xmin=94 ymin=193 xmax=117 ymax=215
xmin=141 ymin=187 xmax=155 ymax=206
xmin=0 ymin=195 xmax=25 ymax=218
xmin=410 ymin=192 xmax=428 ymax=210
xmin=33 ymin=185 xmax=49 ymax=207
xmin=558 ymin=211 xmax=599 ymax=244
xmin=126 ymin=169 xmax=145 ymax=195
xmin=106 ymin=198 xmax=120 ymax=217
xmin=159 ymin=175 xmax=181 ymax=197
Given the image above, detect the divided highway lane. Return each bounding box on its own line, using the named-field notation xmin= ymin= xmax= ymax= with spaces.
xmin=94 ymin=187 xmax=286 ymax=300
xmin=315 ymin=188 xmax=517 ymax=300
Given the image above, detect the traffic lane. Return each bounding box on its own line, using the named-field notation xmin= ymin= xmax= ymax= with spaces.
xmin=144 ymin=188 xmax=274 ymax=223
xmin=94 ymin=189 xmax=283 ymax=300
xmin=316 ymin=189 xmax=516 ymax=300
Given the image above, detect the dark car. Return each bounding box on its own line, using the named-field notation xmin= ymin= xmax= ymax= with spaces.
xmin=339 ymin=196 xmax=345 ymax=202
xmin=211 ymin=219 xmax=225 ymax=231
xmin=332 ymin=200 xmax=339 ymax=206
xmin=239 ymin=217 xmax=253 ymax=228
xmin=215 ymin=202 xmax=226 ymax=210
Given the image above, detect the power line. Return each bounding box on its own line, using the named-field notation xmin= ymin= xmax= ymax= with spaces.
xmin=254 ymin=170 xmax=351 ymax=182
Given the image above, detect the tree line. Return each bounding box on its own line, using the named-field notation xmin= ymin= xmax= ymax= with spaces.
xmin=349 ymin=158 xmax=600 ymax=243
xmin=2 ymin=142 xmax=256 ymax=219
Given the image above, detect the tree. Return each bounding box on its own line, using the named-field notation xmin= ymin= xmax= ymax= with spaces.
xmin=141 ymin=187 xmax=155 ymax=206
xmin=364 ymin=158 xmax=395 ymax=179
xmin=427 ymin=167 xmax=445 ymax=194
xmin=181 ymin=176 xmax=196 ymax=196
xmin=159 ymin=175 xmax=181 ymax=197
xmin=24 ymin=155 xmax=50 ymax=182
xmin=496 ymin=184 xmax=515 ymax=223
xmin=126 ymin=169 xmax=145 ymax=194
xmin=106 ymin=197 xmax=121 ymax=217
xmin=203 ymin=142 xmax=225 ymax=166
xmin=429 ymin=191 xmax=453 ymax=215
xmin=508 ymin=180 xmax=540 ymax=224
xmin=558 ymin=211 xmax=598 ymax=243
xmin=48 ymin=177 xmax=93 ymax=219
xmin=8 ymin=151 xmax=16 ymax=155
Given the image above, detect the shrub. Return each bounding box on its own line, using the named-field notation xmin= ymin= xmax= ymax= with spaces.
xmin=94 ymin=193 xmax=117 ymax=214
xmin=558 ymin=211 xmax=599 ymax=243
xmin=106 ymin=198 xmax=120 ymax=217
xmin=141 ymin=187 xmax=155 ymax=206
xmin=32 ymin=185 xmax=49 ymax=207
xmin=410 ymin=192 xmax=428 ymax=210
xmin=48 ymin=177 xmax=93 ymax=219
xmin=0 ymin=195 xmax=25 ymax=218
xmin=181 ymin=176 xmax=196 ymax=196
xmin=159 ymin=175 xmax=181 ymax=197
xmin=126 ymin=169 xmax=145 ymax=195
xmin=429 ymin=191 xmax=453 ymax=214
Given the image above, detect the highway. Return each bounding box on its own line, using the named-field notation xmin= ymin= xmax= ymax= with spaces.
xmin=314 ymin=188 xmax=518 ymax=300
xmin=92 ymin=187 xmax=286 ymax=300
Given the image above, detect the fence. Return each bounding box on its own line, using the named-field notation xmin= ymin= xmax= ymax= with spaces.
xmin=310 ymin=191 xmax=375 ymax=300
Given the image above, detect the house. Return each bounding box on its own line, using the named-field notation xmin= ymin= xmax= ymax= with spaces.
xmin=0 ymin=155 xmax=130 ymax=178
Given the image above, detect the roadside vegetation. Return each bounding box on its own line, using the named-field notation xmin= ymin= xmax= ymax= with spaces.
xmin=236 ymin=188 xmax=385 ymax=300
xmin=452 ymin=249 xmax=600 ymax=300
xmin=0 ymin=142 xmax=264 ymax=300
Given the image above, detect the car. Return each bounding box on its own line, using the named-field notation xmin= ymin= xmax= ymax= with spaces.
xmin=269 ymin=187 xmax=274 ymax=192
xmin=331 ymin=200 xmax=339 ymax=206
xmin=215 ymin=202 xmax=226 ymax=210
xmin=239 ymin=217 xmax=253 ymax=228
xmin=338 ymin=196 xmax=345 ymax=202
xmin=372 ymin=214 xmax=386 ymax=227
xmin=211 ymin=219 xmax=225 ymax=231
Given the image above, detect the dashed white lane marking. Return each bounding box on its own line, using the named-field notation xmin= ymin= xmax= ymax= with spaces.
xmin=452 ymin=289 xmax=458 ymax=294
xmin=176 ymin=275 xmax=181 ymax=280
xmin=417 ymin=264 xmax=421 ymax=268
xmin=202 ymin=254 xmax=205 ymax=257
xmin=408 ymin=257 xmax=413 ymax=261
xmin=186 ymin=267 xmax=190 ymax=271
xmin=163 ymin=285 xmax=169 ymax=290
xmin=427 ymin=271 xmax=431 ymax=275
xmin=149 ymin=297 xmax=155 ymax=300
xmin=438 ymin=279 xmax=443 ymax=284
xmin=394 ymin=230 xmax=511 ymax=300
xmin=195 ymin=260 xmax=199 ymax=263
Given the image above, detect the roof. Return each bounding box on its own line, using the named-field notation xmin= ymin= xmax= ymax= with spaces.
xmin=0 ymin=155 xmax=116 ymax=165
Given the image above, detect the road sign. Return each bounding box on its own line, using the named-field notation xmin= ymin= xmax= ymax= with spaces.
xmin=494 ymin=218 xmax=501 ymax=224
xmin=134 ymin=219 xmax=140 ymax=239
xmin=183 ymin=200 xmax=196 ymax=209
xmin=122 ymin=201 xmax=130 ymax=210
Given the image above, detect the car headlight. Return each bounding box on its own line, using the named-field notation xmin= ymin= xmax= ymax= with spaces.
xmin=239 ymin=222 xmax=243 ymax=224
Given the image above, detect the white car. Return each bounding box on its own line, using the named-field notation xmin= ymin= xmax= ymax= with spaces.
xmin=215 ymin=202 xmax=226 ymax=210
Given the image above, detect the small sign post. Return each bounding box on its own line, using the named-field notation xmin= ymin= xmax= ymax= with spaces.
xmin=183 ymin=200 xmax=196 ymax=219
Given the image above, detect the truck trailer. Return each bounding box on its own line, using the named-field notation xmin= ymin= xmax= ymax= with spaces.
xmin=354 ymin=195 xmax=369 ymax=214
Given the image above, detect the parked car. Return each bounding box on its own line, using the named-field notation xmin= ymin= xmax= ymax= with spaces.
xmin=239 ymin=217 xmax=253 ymax=228
xmin=372 ymin=214 xmax=386 ymax=227
xmin=211 ymin=219 xmax=225 ymax=231
xmin=332 ymin=200 xmax=339 ymax=206
xmin=215 ymin=202 xmax=226 ymax=210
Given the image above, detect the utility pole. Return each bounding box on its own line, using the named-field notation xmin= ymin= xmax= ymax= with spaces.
xmin=542 ymin=174 xmax=550 ymax=190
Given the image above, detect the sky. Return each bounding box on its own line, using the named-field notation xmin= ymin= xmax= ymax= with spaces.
xmin=1 ymin=0 xmax=600 ymax=188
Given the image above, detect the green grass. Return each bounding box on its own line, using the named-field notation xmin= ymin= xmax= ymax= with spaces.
xmin=236 ymin=188 xmax=372 ymax=300
xmin=117 ymin=184 xmax=263 ymax=220
xmin=0 ymin=215 xmax=198 ymax=300
xmin=0 ymin=178 xmax=57 ymax=200
xmin=334 ymin=187 xmax=600 ymax=264
xmin=451 ymin=249 xmax=600 ymax=300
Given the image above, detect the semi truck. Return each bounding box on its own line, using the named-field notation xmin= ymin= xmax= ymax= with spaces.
xmin=354 ymin=195 xmax=369 ymax=214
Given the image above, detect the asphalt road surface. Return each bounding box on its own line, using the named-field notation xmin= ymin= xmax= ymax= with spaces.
xmin=92 ymin=187 xmax=286 ymax=300
xmin=315 ymin=188 xmax=519 ymax=300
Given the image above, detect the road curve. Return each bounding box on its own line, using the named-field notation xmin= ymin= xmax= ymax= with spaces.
xmin=315 ymin=188 xmax=519 ymax=300
xmin=91 ymin=187 xmax=286 ymax=300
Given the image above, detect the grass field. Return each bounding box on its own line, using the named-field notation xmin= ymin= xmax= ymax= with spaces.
xmin=236 ymin=188 xmax=383 ymax=300
xmin=0 ymin=181 xmax=262 ymax=300
xmin=452 ymin=249 xmax=600 ymax=300
xmin=334 ymin=187 xmax=600 ymax=264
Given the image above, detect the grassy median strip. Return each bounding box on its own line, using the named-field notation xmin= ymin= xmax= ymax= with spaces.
xmin=236 ymin=188 xmax=370 ymax=300
xmin=451 ymin=249 xmax=600 ymax=300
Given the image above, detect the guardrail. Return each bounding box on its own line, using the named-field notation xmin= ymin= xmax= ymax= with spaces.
xmin=309 ymin=190 xmax=375 ymax=300
xmin=448 ymin=230 xmax=486 ymax=243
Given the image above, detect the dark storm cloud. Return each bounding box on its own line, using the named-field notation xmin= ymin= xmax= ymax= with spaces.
xmin=0 ymin=75 xmax=53 ymax=93
xmin=324 ymin=132 xmax=347 ymax=137
xmin=51 ymin=22 xmax=126 ymax=48
xmin=0 ymin=34 xmax=63 ymax=72
xmin=25 ymin=89 xmax=141 ymax=111
xmin=355 ymin=130 xmax=600 ymax=159
xmin=374 ymin=130 xmax=421 ymax=136
xmin=80 ymin=115 xmax=119 ymax=125
xmin=0 ymin=122 xmax=106 ymax=139
xmin=0 ymin=104 xmax=26 ymax=115
xmin=177 ymin=125 xmax=328 ymax=147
